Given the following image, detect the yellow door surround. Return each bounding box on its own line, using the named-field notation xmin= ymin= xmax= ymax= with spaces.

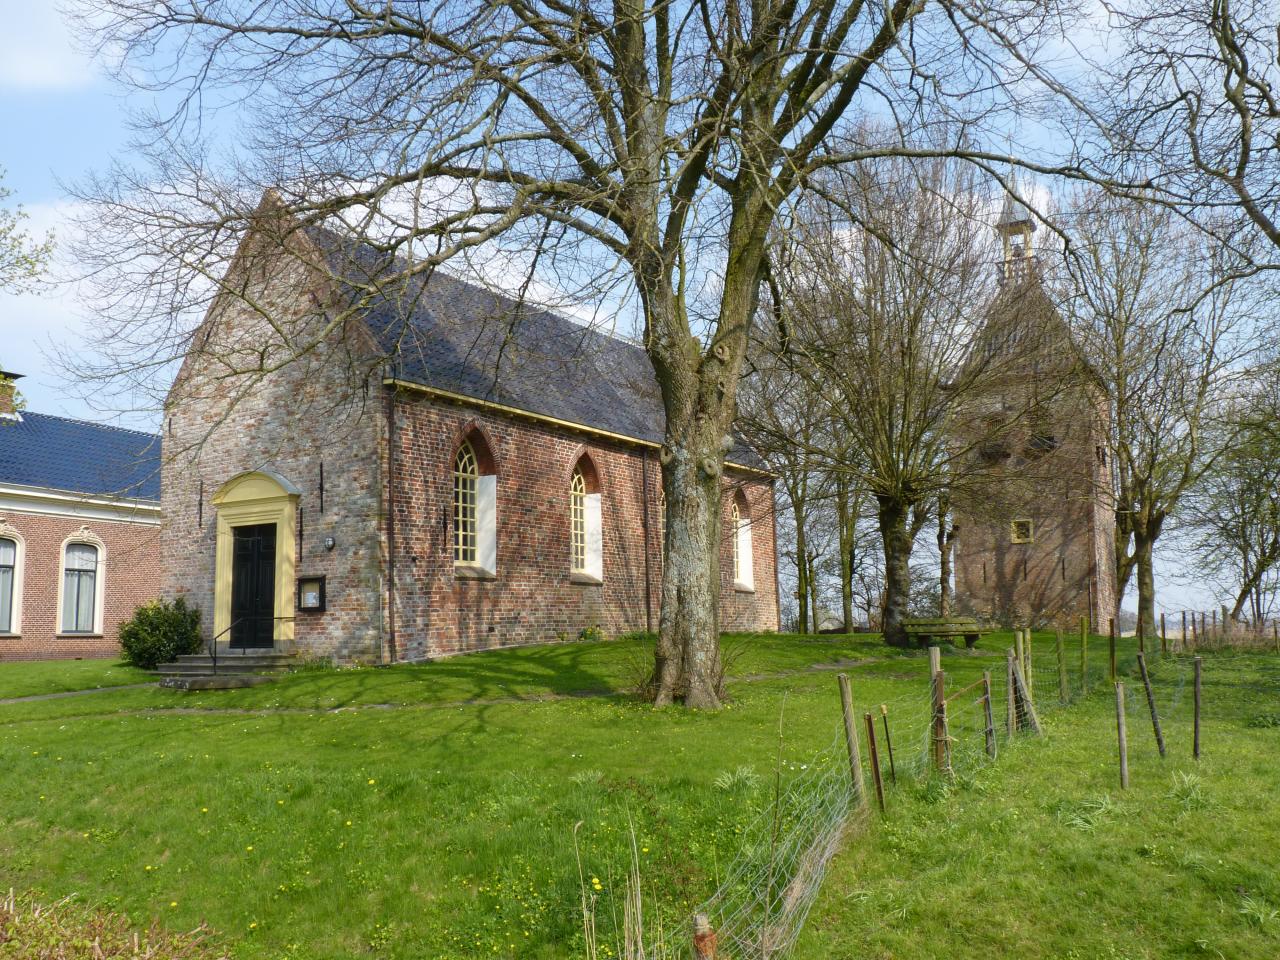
xmin=212 ymin=470 xmax=299 ymax=647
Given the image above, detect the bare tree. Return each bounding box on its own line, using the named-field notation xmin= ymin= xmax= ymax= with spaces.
xmin=69 ymin=0 xmax=1083 ymax=705
xmin=1062 ymin=189 xmax=1254 ymax=636
xmin=757 ymin=154 xmax=1047 ymax=646
xmin=1102 ymin=0 xmax=1280 ymax=256
xmin=1184 ymin=364 xmax=1280 ymax=624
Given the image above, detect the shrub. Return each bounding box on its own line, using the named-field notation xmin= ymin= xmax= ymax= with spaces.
xmin=119 ymin=597 xmax=202 ymax=670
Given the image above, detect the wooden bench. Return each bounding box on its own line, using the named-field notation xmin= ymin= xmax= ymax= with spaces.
xmin=902 ymin=617 xmax=988 ymax=649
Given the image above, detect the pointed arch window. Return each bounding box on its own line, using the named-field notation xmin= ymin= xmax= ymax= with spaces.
xmin=570 ymin=457 xmax=603 ymax=582
xmin=732 ymin=493 xmax=755 ymax=592
xmin=453 ymin=435 xmax=497 ymax=576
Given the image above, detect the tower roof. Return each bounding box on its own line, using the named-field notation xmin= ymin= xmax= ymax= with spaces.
xmin=996 ymin=185 xmax=1038 ymax=234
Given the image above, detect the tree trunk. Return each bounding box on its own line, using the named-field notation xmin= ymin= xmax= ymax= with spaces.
xmin=878 ymin=494 xmax=914 ymax=648
xmin=1133 ymin=530 xmax=1157 ymax=645
xmin=652 ymin=439 xmax=725 ymax=708
xmin=794 ymin=490 xmax=811 ymax=634
xmin=836 ymin=477 xmax=856 ymax=632
xmin=937 ymin=496 xmax=954 ymax=618
xmin=808 ymin=550 xmax=821 ymax=631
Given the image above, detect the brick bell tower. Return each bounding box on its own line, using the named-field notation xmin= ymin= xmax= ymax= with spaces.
xmin=950 ymin=187 xmax=1117 ymax=630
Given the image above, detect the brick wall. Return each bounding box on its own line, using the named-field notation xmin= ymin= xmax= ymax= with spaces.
xmin=386 ymin=389 xmax=779 ymax=659
xmin=164 ymin=217 xmax=778 ymax=663
xmin=162 ymin=243 xmax=387 ymax=662
xmin=0 ymin=509 xmax=160 ymax=661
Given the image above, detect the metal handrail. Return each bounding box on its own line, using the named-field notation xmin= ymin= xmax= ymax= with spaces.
xmin=206 ymin=616 xmax=296 ymax=675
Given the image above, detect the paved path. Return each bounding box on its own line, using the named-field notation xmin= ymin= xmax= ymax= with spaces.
xmin=0 ymin=682 xmax=157 ymax=705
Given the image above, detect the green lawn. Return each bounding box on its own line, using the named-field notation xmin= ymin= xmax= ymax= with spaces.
xmin=0 ymin=632 xmax=1275 ymax=959
xmin=0 ymin=657 xmax=153 ymax=700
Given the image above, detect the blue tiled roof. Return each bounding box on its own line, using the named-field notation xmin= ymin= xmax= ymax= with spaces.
xmin=0 ymin=412 xmax=160 ymax=501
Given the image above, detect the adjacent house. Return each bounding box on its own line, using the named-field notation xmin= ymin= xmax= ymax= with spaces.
xmin=162 ymin=200 xmax=779 ymax=663
xmin=0 ymin=373 xmax=161 ymax=660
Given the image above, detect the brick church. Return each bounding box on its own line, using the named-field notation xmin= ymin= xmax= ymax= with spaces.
xmin=162 ymin=200 xmax=779 ymax=662
xmin=951 ymin=192 xmax=1118 ymax=629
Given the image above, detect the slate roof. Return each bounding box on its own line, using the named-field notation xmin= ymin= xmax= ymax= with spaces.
xmin=305 ymin=225 xmax=765 ymax=468
xmin=0 ymin=412 xmax=161 ymax=501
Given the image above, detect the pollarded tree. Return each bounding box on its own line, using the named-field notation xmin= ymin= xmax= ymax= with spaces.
xmin=72 ymin=0 xmax=1084 ymax=705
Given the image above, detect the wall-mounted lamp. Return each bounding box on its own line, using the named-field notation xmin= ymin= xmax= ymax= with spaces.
xmin=323 ymin=536 xmax=336 ymax=551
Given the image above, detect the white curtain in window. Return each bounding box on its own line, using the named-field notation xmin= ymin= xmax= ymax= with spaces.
xmin=63 ymin=543 xmax=98 ymax=633
xmin=476 ymin=474 xmax=497 ymax=574
xmin=735 ymin=506 xmax=754 ymax=589
xmin=0 ymin=538 xmax=14 ymax=633
xmin=583 ymin=492 xmax=603 ymax=580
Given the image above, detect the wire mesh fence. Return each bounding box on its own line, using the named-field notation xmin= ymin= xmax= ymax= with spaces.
xmin=594 ymin=627 xmax=1277 ymax=960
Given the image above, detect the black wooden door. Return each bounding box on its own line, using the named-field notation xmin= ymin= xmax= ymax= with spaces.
xmin=230 ymin=523 xmax=277 ymax=649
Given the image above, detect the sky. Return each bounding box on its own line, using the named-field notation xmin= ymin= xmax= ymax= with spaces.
xmin=0 ymin=2 xmax=134 ymax=423
xmin=0 ymin=2 xmax=1220 ymax=616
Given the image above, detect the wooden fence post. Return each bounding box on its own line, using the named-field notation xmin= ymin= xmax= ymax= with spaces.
xmin=693 ymin=914 xmax=718 ymax=960
xmin=1160 ymin=612 xmax=1168 ymax=656
xmin=837 ymin=673 xmax=867 ymax=807
xmin=1182 ymin=610 xmax=1188 ymax=652
xmin=1015 ymin=629 xmax=1025 ymax=683
xmin=1080 ymin=616 xmax=1089 ymax=694
xmin=1056 ymin=627 xmax=1068 ymax=704
xmin=1136 ymin=608 xmax=1145 ymax=654
xmin=982 ymin=671 xmax=997 ymax=759
xmin=1025 ymin=630 xmax=1034 ymax=702
xmin=1109 ymin=618 xmax=1117 ymax=682
xmin=864 ymin=713 xmax=886 ymax=814
xmin=1135 ymin=652 xmax=1167 ymax=758
xmin=929 ymin=647 xmax=950 ymax=776
xmin=1005 ymin=648 xmax=1016 ymax=737
xmin=1193 ymin=657 xmax=1202 ymax=760
xmin=1115 ymin=682 xmax=1129 ymax=789
xmin=879 ymin=704 xmax=896 ymax=784
xmin=1010 ymin=657 xmax=1042 ymax=735
xmin=1273 ymin=622 xmax=1278 ymax=655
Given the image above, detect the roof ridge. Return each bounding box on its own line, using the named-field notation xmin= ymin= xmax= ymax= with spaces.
xmin=302 ymin=221 xmax=647 ymax=356
xmin=22 ymin=410 xmax=160 ymax=442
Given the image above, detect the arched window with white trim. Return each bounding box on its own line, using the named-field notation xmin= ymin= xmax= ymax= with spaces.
xmin=453 ymin=434 xmax=497 ymax=575
xmin=0 ymin=536 xmax=18 ymax=634
xmin=61 ymin=542 xmax=101 ymax=634
xmin=732 ymin=493 xmax=754 ymax=592
xmin=570 ymin=457 xmax=603 ymax=581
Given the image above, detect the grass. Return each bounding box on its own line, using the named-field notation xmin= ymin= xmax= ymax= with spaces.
xmin=0 ymin=657 xmax=153 ymax=700
xmin=0 ymin=630 xmax=1275 ymax=959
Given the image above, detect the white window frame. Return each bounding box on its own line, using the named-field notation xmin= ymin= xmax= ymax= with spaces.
xmin=454 ymin=440 xmax=497 ymax=577
xmin=733 ymin=498 xmax=755 ymax=592
xmin=0 ymin=525 xmax=25 ymax=635
xmin=570 ymin=465 xmax=603 ymax=582
xmin=56 ymin=529 xmax=106 ymax=636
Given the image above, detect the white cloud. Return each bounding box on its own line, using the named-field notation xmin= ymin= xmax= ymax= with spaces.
xmin=0 ymin=3 xmax=95 ymax=91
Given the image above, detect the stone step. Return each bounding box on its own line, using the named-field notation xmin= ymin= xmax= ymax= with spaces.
xmin=160 ymin=675 xmax=277 ymax=691
xmin=175 ymin=653 xmax=294 ymax=666
xmin=155 ymin=652 xmax=296 ymax=678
